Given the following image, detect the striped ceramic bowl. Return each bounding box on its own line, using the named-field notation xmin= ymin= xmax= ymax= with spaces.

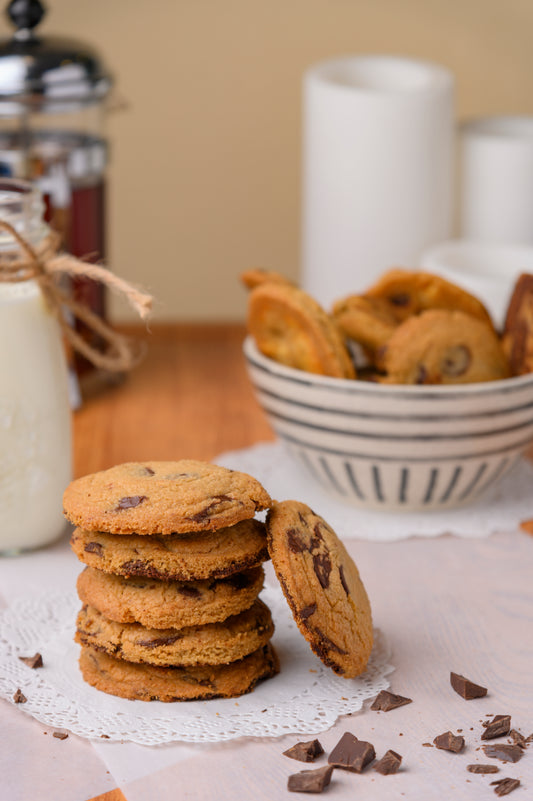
xmin=243 ymin=336 xmax=533 ymax=511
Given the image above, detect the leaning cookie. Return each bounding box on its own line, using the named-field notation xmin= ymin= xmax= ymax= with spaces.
xmin=379 ymin=309 xmax=510 ymax=384
xmin=266 ymin=500 xmax=373 ymax=678
xmin=247 ymin=282 xmax=356 ymax=378
xmin=79 ymin=643 xmax=280 ymax=701
xmin=502 ymin=273 xmax=533 ymax=375
xmin=63 ymin=460 xmax=271 ymax=535
xmin=71 ymin=518 xmax=269 ymax=581
xmin=76 ymin=565 xmax=265 ymax=629
xmin=75 ymin=599 xmax=274 ymax=667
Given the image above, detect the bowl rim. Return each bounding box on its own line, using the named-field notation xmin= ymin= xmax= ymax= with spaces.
xmin=243 ymin=335 xmax=533 ymax=398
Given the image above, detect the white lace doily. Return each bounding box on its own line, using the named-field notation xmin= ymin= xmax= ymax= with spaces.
xmin=0 ymin=585 xmax=393 ymax=745
xmin=217 ymin=441 xmax=533 ymax=541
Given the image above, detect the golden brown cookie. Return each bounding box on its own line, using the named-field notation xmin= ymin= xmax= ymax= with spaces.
xmin=332 ymin=295 xmax=398 ymax=359
xmin=379 ymin=309 xmax=510 ymax=385
xmin=240 ymin=268 xmax=293 ymax=290
xmin=365 ymin=268 xmax=495 ymax=328
xmin=76 ymin=565 xmax=265 ymax=629
xmin=63 ymin=461 xmax=271 ymax=535
xmin=79 ymin=643 xmax=280 ymax=701
xmin=70 ymin=519 xmax=269 ymax=581
xmin=75 ymin=599 xmax=274 ymax=667
xmin=266 ymin=501 xmax=373 ymax=678
xmin=247 ymin=282 xmax=355 ymax=378
xmin=502 ymin=273 xmax=533 ymax=375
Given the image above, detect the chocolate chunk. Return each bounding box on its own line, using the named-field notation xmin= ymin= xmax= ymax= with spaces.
xmin=313 ymin=627 xmax=347 ymax=656
xmin=84 ymin=542 xmax=104 ymax=556
xmin=508 ymin=729 xmax=527 ymax=748
xmin=442 ymin=344 xmax=471 ymax=377
xmin=467 ymin=764 xmax=500 ymax=774
xmin=287 ymin=529 xmax=307 ymax=554
xmin=338 ymin=565 xmax=349 ymax=595
xmin=483 ymin=744 xmax=523 ymax=763
xmin=18 ymin=653 xmax=43 ymax=669
xmin=433 ymin=731 xmax=465 ymax=753
xmin=482 ymin=715 xmax=511 ymax=740
xmin=370 ymin=690 xmax=412 ymax=712
xmin=389 ymin=293 xmax=410 ymax=307
xmin=328 ymin=732 xmax=375 ymax=772
xmin=53 ymin=732 xmax=68 ymax=740
xmin=187 ymin=495 xmax=235 ymax=523
xmin=490 ymin=778 xmax=521 ymax=796
xmin=312 ymin=552 xmax=332 ymax=589
xmin=283 ymin=739 xmax=324 ymax=763
xmin=116 ymin=495 xmax=147 ymax=510
xmin=225 ymin=573 xmax=251 ymax=591
xmin=176 ymin=585 xmax=202 ymax=598
xmin=299 ymin=604 xmax=317 ymax=620
xmin=137 ymin=634 xmax=182 ymax=648
xmin=143 ymin=466 xmax=155 ymax=475
xmin=450 ymin=672 xmax=487 ymax=699
xmin=13 ymin=688 xmax=27 ymax=703
xmin=287 ymin=765 xmax=333 ymax=793
xmin=415 ymin=364 xmax=428 ymax=384
xmin=373 ymin=750 xmax=402 ymax=775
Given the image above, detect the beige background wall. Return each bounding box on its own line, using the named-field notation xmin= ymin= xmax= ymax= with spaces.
xmin=2 ymin=0 xmax=533 ymax=321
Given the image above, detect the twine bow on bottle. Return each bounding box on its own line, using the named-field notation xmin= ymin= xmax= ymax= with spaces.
xmin=0 ymin=219 xmax=152 ymax=371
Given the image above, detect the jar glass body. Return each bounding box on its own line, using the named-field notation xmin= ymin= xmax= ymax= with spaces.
xmin=0 ymin=180 xmax=72 ymax=553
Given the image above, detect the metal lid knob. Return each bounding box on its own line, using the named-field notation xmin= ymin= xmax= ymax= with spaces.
xmin=7 ymin=0 xmax=45 ymax=39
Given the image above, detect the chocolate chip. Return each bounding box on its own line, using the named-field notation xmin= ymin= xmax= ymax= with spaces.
xmin=508 ymin=730 xmax=528 ymax=748
xmin=176 ymin=585 xmax=202 ymax=598
xmin=338 ymin=564 xmax=349 ymax=595
xmin=467 ymin=764 xmax=500 ymax=774
xmin=312 ymin=627 xmax=347 ymax=656
xmin=287 ymin=528 xmax=307 ymax=554
xmin=483 ymin=744 xmax=523 ymax=763
xmin=13 ymin=689 xmax=27 ymax=703
xmin=482 ymin=715 xmax=511 ymax=740
xmin=370 ymin=690 xmax=412 ymax=712
xmin=116 ymin=495 xmax=147 ymax=510
xmin=328 ymin=732 xmax=375 ymax=772
xmin=441 ymin=344 xmax=471 ymax=377
xmin=225 ymin=573 xmax=252 ymax=591
xmin=283 ymin=739 xmax=324 ymax=763
xmin=287 ymin=765 xmax=333 ymax=793
xmin=490 ymin=778 xmax=521 ymax=796
xmin=450 ymin=672 xmax=488 ymax=699
xmin=312 ymin=552 xmax=332 ymax=589
xmin=433 ymin=731 xmax=465 ymax=753
xmin=53 ymin=732 xmax=68 ymax=740
xmin=18 ymin=653 xmax=43 ymax=669
xmin=299 ymin=604 xmax=317 ymax=620
xmin=84 ymin=542 xmax=104 ymax=556
xmin=137 ymin=634 xmax=182 ymax=648
xmin=187 ymin=495 xmax=235 ymax=523
xmin=373 ymin=750 xmax=402 ymax=775
xmin=143 ymin=466 xmax=155 ymax=476
xmin=389 ymin=293 xmax=410 ymax=307
xmin=415 ymin=364 xmax=428 ymax=384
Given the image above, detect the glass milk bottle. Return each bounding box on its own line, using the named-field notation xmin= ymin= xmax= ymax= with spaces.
xmin=0 ymin=179 xmax=71 ymax=554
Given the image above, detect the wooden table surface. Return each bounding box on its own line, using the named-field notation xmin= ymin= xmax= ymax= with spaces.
xmin=2 ymin=324 xmax=532 ymax=801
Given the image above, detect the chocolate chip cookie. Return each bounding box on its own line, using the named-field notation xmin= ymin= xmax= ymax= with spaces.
xmin=502 ymin=273 xmax=533 ymax=375
xmin=332 ymin=295 xmax=398 ymax=360
xmin=63 ymin=461 xmax=271 ymax=535
xmin=75 ymin=598 xmax=274 ymax=667
xmin=379 ymin=309 xmax=510 ymax=384
xmin=76 ymin=565 xmax=265 ymax=629
xmin=70 ymin=518 xmax=269 ymax=581
xmin=247 ymin=282 xmax=355 ymax=378
xmin=79 ymin=643 xmax=280 ymax=701
xmin=266 ymin=500 xmax=373 ymax=678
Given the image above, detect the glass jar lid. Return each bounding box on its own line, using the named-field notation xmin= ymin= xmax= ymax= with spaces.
xmin=0 ymin=0 xmax=112 ymax=114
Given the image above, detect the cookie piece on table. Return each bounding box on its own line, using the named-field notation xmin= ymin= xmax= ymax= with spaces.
xmin=365 ymin=268 xmax=495 ymax=328
xmin=502 ymin=273 xmax=533 ymax=375
xmin=247 ymin=282 xmax=355 ymax=378
xmin=379 ymin=309 xmax=509 ymax=384
xmin=79 ymin=643 xmax=279 ymax=701
xmin=63 ymin=461 xmax=271 ymax=535
xmin=71 ymin=518 xmax=269 ymax=581
xmin=76 ymin=565 xmax=265 ymax=629
xmin=266 ymin=500 xmax=373 ymax=678
xmin=75 ymin=599 xmax=274 ymax=667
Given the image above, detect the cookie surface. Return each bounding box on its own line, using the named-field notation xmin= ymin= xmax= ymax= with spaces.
xmin=79 ymin=643 xmax=279 ymax=701
xmin=332 ymin=295 xmax=398 ymax=359
xmin=266 ymin=500 xmax=373 ymax=678
xmin=75 ymin=598 xmax=274 ymax=667
xmin=77 ymin=565 xmax=265 ymax=629
xmin=63 ymin=461 xmax=271 ymax=535
xmin=71 ymin=518 xmax=269 ymax=581
xmin=380 ymin=309 xmax=510 ymax=384
xmin=502 ymin=273 xmax=533 ymax=375
xmin=247 ymin=282 xmax=355 ymax=378
xmin=365 ymin=268 xmax=494 ymax=328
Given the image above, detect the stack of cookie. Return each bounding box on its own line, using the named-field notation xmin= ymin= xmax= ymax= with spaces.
xmin=63 ymin=461 xmax=279 ymax=702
